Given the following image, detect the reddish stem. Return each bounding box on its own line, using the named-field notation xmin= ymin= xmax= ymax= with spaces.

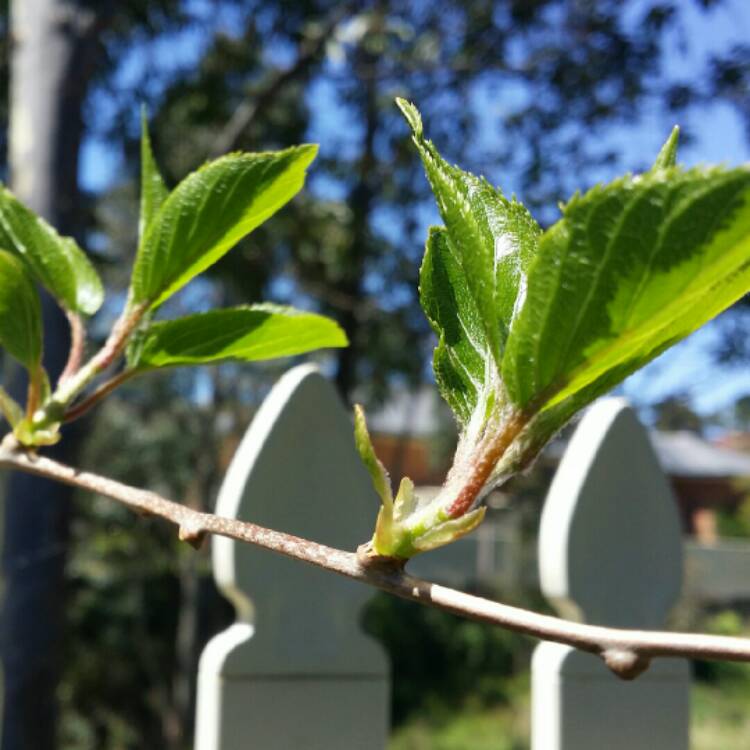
xmin=447 ymin=412 xmax=528 ymax=517
xmin=63 ymin=369 xmax=138 ymax=423
xmin=58 ymin=311 xmax=86 ymax=386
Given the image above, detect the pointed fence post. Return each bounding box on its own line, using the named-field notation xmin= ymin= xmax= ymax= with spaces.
xmin=532 ymin=398 xmax=689 ymax=750
xmin=195 ymin=365 xmax=389 ymax=750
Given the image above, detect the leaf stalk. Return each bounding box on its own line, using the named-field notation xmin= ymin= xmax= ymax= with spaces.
xmin=31 ymin=302 xmax=149 ymax=432
xmin=446 ymin=411 xmax=528 ymax=518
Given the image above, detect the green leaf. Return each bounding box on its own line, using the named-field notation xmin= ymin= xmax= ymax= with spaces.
xmin=135 ymin=304 xmax=347 ymax=369
xmin=651 ymin=126 xmax=680 ymax=171
xmin=399 ymin=98 xmax=540 ymax=371
xmin=411 ymin=506 xmax=486 ymax=554
xmin=130 ymin=145 xmax=318 ymax=309
xmin=355 ymin=400 xmax=487 ymax=559
xmin=502 ymin=164 xmax=750 ymax=413
xmin=364 ymin=104 xmax=750 ymax=562
xmin=420 ymin=226 xmax=487 ymax=425
xmin=0 ymin=187 xmax=103 ymax=315
xmin=139 ymin=108 xmax=168 ymax=240
xmin=354 ymin=404 xmax=399 ymax=555
xmin=0 ymin=249 xmax=43 ymax=370
xmin=13 ymin=418 xmax=61 ymax=447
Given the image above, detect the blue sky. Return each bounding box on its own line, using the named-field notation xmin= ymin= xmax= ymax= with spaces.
xmin=78 ymin=1 xmax=750 ymax=419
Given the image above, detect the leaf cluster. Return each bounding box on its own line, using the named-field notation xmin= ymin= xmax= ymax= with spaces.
xmin=357 ymin=100 xmax=750 ymax=560
xmin=0 ymin=114 xmax=346 ymax=446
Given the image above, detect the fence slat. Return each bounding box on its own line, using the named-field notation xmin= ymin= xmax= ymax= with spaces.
xmin=532 ymin=398 xmax=689 ymax=749
xmin=195 ymin=365 xmax=389 ymax=750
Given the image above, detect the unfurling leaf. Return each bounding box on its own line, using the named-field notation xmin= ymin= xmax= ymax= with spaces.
xmin=357 ymin=100 xmax=750 ymax=561
xmin=354 ymin=404 xmax=395 ymax=553
xmin=401 ymin=98 xmax=540 ymax=371
xmin=0 ymin=249 xmax=43 ymax=370
xmin=129 ymin=145 xmax=318 ymax=309
xmin=354 ymin=404 xmax=393 ymax=510
xmin=354 ymin=404 xmax=483 ymax=558
xmin=135 ymin=304 xmax=347 ymax=369
xmin=124 ymin=111 xmax=169 ymax=367
xmin=0 ymin=188 xmax=103 ymax=315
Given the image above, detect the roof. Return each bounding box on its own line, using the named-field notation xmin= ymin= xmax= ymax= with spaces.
xmin=365 ymin=386 xmax=448 ymax=437
xmin=649 ymin=431 xmax=750 ymax=479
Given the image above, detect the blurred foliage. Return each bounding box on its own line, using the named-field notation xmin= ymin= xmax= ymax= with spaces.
xmin=86 ymin=0 xmax=750 ymax=401
xmin=716 ymin=479 xmax=750 ymax=538
xmin=692 ymin=609 xmax=750 ymax=685
xmin=363 ymin=591 xmax=534 ymax=726
xmin=382 ymin=603 xmax=750 ymax=749
xmin=59 ymin=378 xmax=235 ymax=748
xmin=388 ymin=675 xmax=750 ymax=750
xmin=387 ymin=677 xmax=530 ymax=750
xmin=732 ymin=395 xmax=750 ymax=432
xmin=653 ymin=392 xmax=705 ymax=434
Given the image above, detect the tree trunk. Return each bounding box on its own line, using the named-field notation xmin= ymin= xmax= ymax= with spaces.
xmin=2 ymin=2 xmax=102 ymax=748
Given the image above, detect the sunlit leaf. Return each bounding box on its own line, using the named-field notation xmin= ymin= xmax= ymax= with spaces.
xmin=129 ymin=145 xmax=317 ymax=309
xmin=399 ymin=98 xmax=540 ymax=374
xmin=0 ymin=249 xmax=43 ymax=370
xmin=135 ymin=304 xmax=347 ymax=369
xmin=0 ymin=187 xmax=103 ymax=315
xmin=502 ymin=165 xmax=750 ymax=414
xmin=651 ymin=125 xmax=680 ymax=171
xmin=139 ymin=108 xmax=168 ymax=240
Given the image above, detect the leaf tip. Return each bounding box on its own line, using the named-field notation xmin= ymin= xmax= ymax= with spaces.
xmin=329 ymin=321 xmax=349 ymax=348
xmin=652 ymin=125 xmax=680 ymax=171
xmin=396 ymin=97 xmax=423 ymax=138
xmin=140 ymin=104 xmax=154 ymax=152
xmin=296 ymin=143 xmax=319 ymax=170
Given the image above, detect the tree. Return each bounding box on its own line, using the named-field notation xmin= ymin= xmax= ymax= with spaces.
xmin=2 ymin=4 xmax=106 ymax=747
xmin=100 ymin=0 xmax=748 ymax=401
xmin=653 ymin=393 xmax=705 ymax=434
xmin=1 ymin=3 xmax=212 ymax=747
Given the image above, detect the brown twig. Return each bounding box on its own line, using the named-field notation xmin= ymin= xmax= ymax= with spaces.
xmin=2 ymin=439 xmax=750 ymax=680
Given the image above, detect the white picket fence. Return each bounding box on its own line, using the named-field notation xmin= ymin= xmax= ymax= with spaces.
xmin=194 ymin=365 xmax=733 ymax=748
xmin=195 ymin=365 xmax=388 ymax=750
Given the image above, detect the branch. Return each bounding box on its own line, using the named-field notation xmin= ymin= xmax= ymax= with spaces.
xmin=2 ymin=439 xmax=750 ymax=680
